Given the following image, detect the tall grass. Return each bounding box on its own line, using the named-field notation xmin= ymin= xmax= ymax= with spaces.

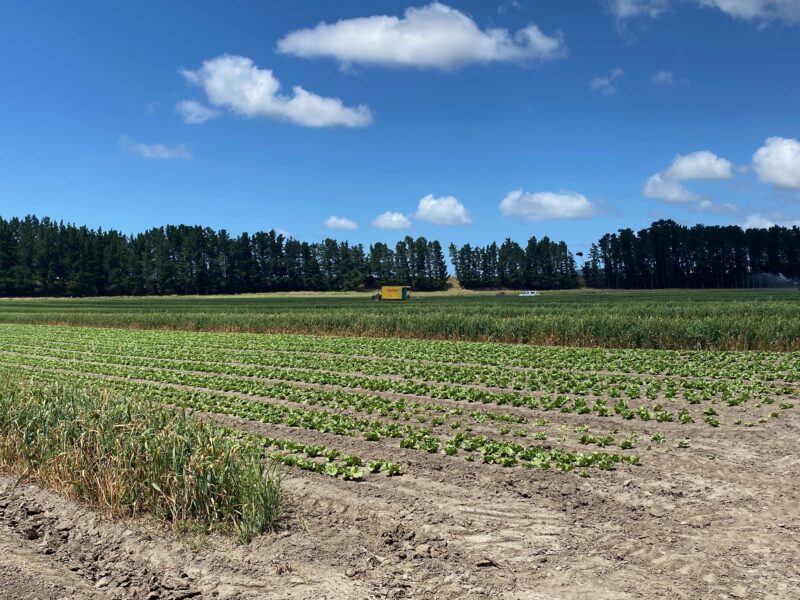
xmin=0 ymin=289 xmax=799 ymax=350
xmin=0 ymin=376 xmax=282 ymax=541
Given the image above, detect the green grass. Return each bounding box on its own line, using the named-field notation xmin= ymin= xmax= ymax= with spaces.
xmin=0 ymin=288 xmax=798 ymax=350
xmin=0 ymin=376 xmax=283 ymax=542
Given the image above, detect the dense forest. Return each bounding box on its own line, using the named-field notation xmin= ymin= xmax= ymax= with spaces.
xmin=583 ymin=219 xmax=800 ymax=289
xmin=448 ymin=238 xmax=579 ymax=289
xmin=1 ymin=215 xmax=799 ymax=296
xmin=0 ymin=216 xmax=448 ymax=296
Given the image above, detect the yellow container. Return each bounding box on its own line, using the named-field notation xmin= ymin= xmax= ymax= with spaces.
xmin=381 ymin=286 xmax=410 ymax=301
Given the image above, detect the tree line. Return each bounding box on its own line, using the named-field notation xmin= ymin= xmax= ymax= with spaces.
xmin=2 ymin=215 xmax=798 ymax=297
xmin=0 ymin=216 xmax=449 ymax=296
xmin=448 ymin=237 xmax=579 ymax=289
xmin=582 ymin=219 xmax=800 ymax=289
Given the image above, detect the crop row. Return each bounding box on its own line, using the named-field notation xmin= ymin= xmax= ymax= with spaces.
xmin=3 ymin=324 xmax=797 ymax=381
xmin=1 ymin=365 xmax=399 ymax=480
xmin=14 ymin=351 xmax=692 ymax=451
xmin=2 ymin=334 xmax=794 ymax=405
xmin=3 ymin=330 xmax=797 ymax=414
xmin=1 ymin=365 xmax=404 ymax=481
xmin=0 ymin=350 xmax=755 ymax=428
xmin=0 ymin=362 xmax=638 ymax=474
xmin=208 ymin=426 xmax=403 ymax=480
xmin=0 ymin=350 xmax=529 ymax=428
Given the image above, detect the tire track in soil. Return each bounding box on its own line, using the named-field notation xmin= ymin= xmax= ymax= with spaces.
xmin=0 ymin=476 xmax=367 ymax=599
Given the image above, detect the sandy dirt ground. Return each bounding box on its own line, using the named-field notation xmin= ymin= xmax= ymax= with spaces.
xmin=2 ymin=397 xmax=799 ymax=600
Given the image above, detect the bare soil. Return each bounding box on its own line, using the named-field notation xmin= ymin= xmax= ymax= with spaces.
xmin=2 ymin=392 xmax=800 ymax=600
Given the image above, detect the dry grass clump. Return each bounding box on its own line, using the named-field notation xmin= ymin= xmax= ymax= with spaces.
xmin=0 ymin=376 xmax=282 ymax=542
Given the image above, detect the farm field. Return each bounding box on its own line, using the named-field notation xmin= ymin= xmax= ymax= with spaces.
xmin=1 ymin=288 xmax=799 ymax=350
xmin=1 ymin=322 xmax=799 ymax=598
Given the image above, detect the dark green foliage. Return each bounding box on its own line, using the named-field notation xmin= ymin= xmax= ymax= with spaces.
xmin=585 ymin=219 xmax=800 ymax=289
xmin=0 ymin=216 xmax=450 ymax=295
xmin=449 ymin=236 xmax=579 ymax=290
xmin=2 ymin=214 xmax=798 ymax=296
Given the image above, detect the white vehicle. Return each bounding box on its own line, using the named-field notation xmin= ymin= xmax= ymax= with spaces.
xmin=518 ymin=290 xmax=540 ymax=297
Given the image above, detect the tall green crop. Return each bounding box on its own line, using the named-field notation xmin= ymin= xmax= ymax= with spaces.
xmin=0 ymin=376 xmax=283 ymax=542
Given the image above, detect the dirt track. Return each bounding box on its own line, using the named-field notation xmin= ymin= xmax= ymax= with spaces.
xmin=2 ymin=397 xmax=799 ymax=600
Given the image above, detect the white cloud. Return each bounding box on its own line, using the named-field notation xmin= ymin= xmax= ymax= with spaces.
xmin=499 ymin=190 xmax=596 ymax=220
xmin=119 ymin=135 xmax=192 ymax=160
xmin=752 ymin=136 xmax=800 ymax=190
xmin=414 ymin=194 xmax=472 ymax=225
xmin=643 ymin=173 xmax=699 ymax=202
xmin=372 ymin=211 xmax=413 ymax=229
xmin=695 ymin=199 xmax=739 ymax=213
xmin=181 ymin=55 xmax=373 ymax=128
xmin=644 ymin=150 xmax=734 ymax=204
xmin=743 ymin=213 xmax=800 ymax=229
xmin=606 ymin=0 xmax=670 ymax=19
xmin=663 ymin=150 xmax=734 ymax=180
xmin=176 ymin=99 xmax=219 ymax=124
xmin=609 ymin=0 xmax=800 ymax=24
xmin=696 ymin=0 xmax=800 ymax=24
xmin=276 ymin=2 xmax=566 ymax=70
xmin=324 ymin=215 xmax=359 ymax=230
xmin=590 ymin=68 xmax=624 ymax=95
xmin=743 ymin=213 xmax=776 ymax=229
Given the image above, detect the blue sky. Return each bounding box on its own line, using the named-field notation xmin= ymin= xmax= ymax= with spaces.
xmin=1 ymin=0 xmax=799 ymax=255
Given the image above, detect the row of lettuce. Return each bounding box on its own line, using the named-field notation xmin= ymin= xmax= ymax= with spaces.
xmin=0 ymin=330 xmax=794 ymax=427
xmin=0 ymin=361 xmax=639 ymax=476
xmin=3 ymin=325 xmax=796 ymax=380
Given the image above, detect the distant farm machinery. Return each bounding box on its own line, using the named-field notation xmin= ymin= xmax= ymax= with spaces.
xmin=371 ymin=286 xmax=412 ymax=301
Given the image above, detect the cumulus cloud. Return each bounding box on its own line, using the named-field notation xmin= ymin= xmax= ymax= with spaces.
xmin=499 ymin=190 xmax=596 ymax=221
xmin=742 ymin=213 xmax=800 ymax=229
xmin=324 ymin=216 xmax=358 ymax=230
xmin=643 ymin=150 xmax=734 ymax=206
xmin=119 ymin=135 xmax=192 ymax=160
xmin=276 ymin=2 xmax=566 ymax=70
xmin=743 ymin=213 xmax=776 ymax=229
xmin=590 ymin=68 xmax=624 ymax=95
xmin=372 ymin=211 xmax=413 ymax=229
xmin=414 ymin=194 xmax=472 ymax=225
xmin=643 ymin=173 xmax=699 ymax=202
xmin=662 ymin=150 xmax=734 ymax=180
xmin=752 ymin=136 xmax=800 ymax=190
xmin=176 ymin=99 xmax=219 ymax=124
xmin=181 ymin=55 xmax=373 ymax=128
